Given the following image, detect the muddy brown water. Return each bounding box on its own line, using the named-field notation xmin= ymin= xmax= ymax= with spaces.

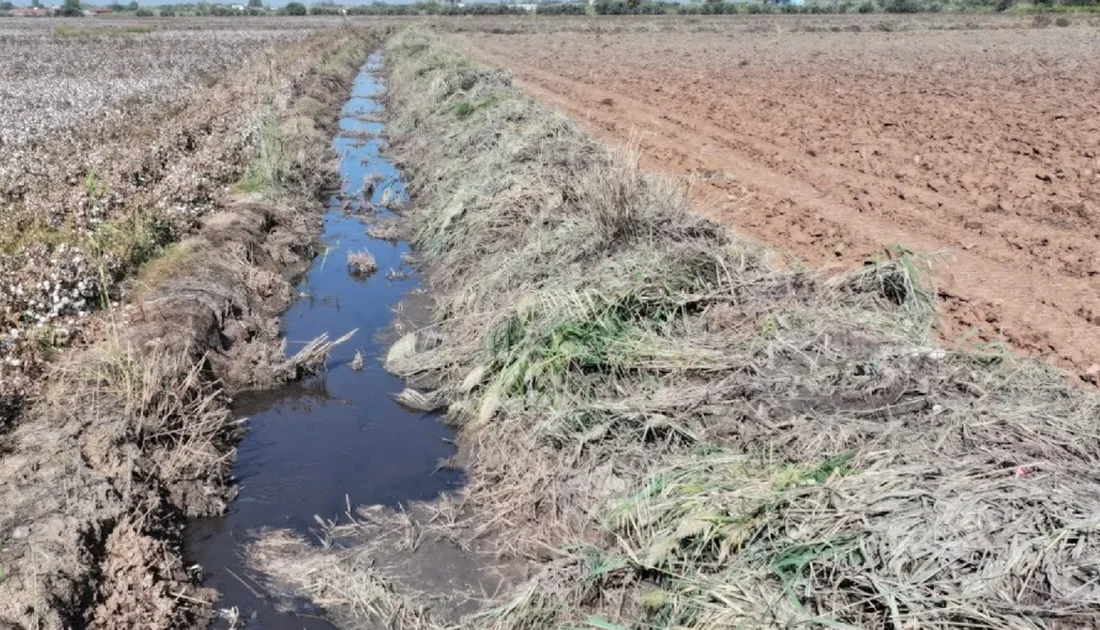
xmin=185 ymin=53 xmax=461 ymax=629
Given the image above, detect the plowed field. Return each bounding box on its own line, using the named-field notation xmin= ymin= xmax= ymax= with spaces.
xmin=458 ymin=23 xmax=1100 ymax=379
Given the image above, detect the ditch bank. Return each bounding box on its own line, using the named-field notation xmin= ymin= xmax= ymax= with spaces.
xmin=0 ymin=29 xmax=375 ymax=630
xmin=247 ymin=28 xmax=1100 ymax=630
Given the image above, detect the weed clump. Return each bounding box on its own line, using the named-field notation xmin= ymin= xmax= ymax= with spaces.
xmin=347 ymin=249 xmax=379 ymax=278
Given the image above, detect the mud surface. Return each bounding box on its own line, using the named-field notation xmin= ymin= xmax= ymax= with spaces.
xmin=186 ymin=54 xmax=461 ymax=629
xmin=458 ymin=25 xmax=1100 ymax=378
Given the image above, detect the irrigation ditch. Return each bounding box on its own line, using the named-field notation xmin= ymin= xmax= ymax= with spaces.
xmin=185 ymin=51 xmax=463 ymax=629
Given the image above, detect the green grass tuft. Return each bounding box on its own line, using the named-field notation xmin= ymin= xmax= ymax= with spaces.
xmin=236 ymin=118 xmax=287 ymax=196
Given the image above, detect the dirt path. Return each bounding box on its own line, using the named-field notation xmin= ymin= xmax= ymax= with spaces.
xmin=456 ymin=26 xmax=1100 ymax=380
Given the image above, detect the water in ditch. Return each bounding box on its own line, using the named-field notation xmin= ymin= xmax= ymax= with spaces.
xmin=185 ymin=52 xmax=461 ymax=629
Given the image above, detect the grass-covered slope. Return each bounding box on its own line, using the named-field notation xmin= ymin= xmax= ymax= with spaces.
xmin=255 ymin=29 xmax=1100 ymax=630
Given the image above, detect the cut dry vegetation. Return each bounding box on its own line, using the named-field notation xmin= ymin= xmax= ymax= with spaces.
xmin=348 ymin=249 xmax=380 ymax=277
xmin=0 ymin=23 xmax=376 ymax=629
xmin=249 ymin=29 xmax=1100 ymax=630
xmin=367 ymin=216 xmax=407 ymax=241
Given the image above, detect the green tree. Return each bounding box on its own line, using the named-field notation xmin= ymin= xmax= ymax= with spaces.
xmin=284 ymin=1 xmax=305 ymax=13
xmin=57 ymin=0 xmax=83 ymax=16
xmin=0 ymin=1 xmax=14 ymax=9
xmin=127 ymin=0 xmax=138 ymax=8
xmin=248 ymin=0 xmax=262 ymax=7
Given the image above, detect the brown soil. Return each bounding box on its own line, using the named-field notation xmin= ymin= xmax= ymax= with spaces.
xmin=456 ymin=22 xmax=1100 ymax=380
xmin=0 ymin=32 xmax=374 ymax=630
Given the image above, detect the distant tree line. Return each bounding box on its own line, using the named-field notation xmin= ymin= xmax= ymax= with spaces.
xmin=0 ymin=0 xmax=164 ymax=15
xmin=534 ymin=2 xmax=586 ymax=13
xmin=326 ymin=0 xmax=1100 ymax=14
xmin=56 ymin=0 xmax=82 ymax=16
xmin=566 ymin=0 xmax=1100 ymax=14
xmin=153 ymin=1 xmax=268 ymax=14
xmin=341 ymin=1 xmax=527 ymax=14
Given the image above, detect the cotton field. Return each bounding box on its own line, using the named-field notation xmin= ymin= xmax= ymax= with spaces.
xmin=0 ymin=21 xmax=320 ymax=394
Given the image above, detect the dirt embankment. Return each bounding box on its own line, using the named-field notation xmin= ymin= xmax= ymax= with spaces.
xmin=456 ymin=25 xmax=1100 ymax=380
xmin=245 ymin=30 xmax=1100 ymax=630
xmin=0 ymin=30 xmax=376 ymax=629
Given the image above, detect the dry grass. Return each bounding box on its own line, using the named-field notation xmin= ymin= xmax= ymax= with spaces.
xmin=348 ymin=249 xmax=380 ymax=277
xmin=378 ymin=186 xmax=408 ymax=211
xmin=47 ymin=331 xmax=236 ymax=515
xmin=248 ymin=28 xmax=1100 ymax=630
xmin=393 ymin=388 xmax=446 ymax=411
xmin=248 ymin=501 xmax=496 ymax=630
xmin=367 ymin=217 xmax=406 ymax=241
xmin=281 ymin=329 xmax=359 ymax=376
xmin=249 ymin=529 xmax=434 ymax=629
